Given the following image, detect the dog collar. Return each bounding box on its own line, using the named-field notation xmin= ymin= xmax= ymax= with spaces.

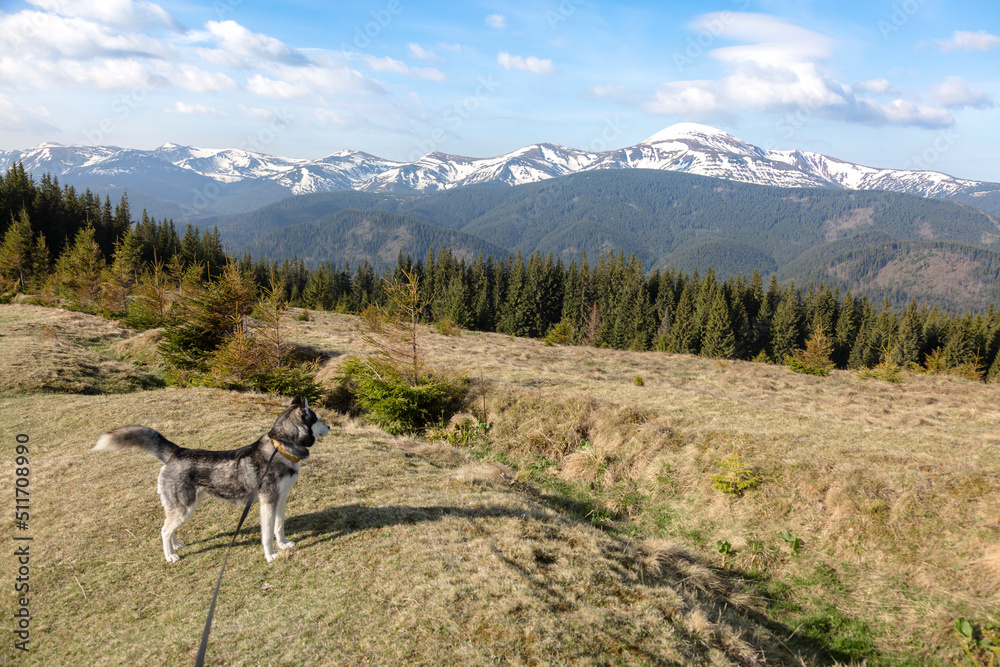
xmin=271 ymin=439 xmax=300 ymax=463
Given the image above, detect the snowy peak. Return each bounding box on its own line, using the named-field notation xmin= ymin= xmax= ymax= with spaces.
xmin=641 ymin=122 xmax=767 ymax=160
xmin=3 ymin=123 xmax=999 ymax=219
xmin=643 ymin=122 xmax=735 ymax=145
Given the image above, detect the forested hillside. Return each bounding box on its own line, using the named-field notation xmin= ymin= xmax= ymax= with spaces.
xmin=209 ymin=169 xmax=1000 ymax=308
xmin=4 ymin=160 xmax=1000 ymax=385
xmin=241 ymin=209 xmax=508 ymax=271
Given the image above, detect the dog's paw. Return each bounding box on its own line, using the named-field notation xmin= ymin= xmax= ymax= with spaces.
xmin=265 ymin=552 xmax=277 ymax=563
xmin=165 ymin=553 xmax=181 ymax=563
xmin=172 ymin=539 xmax=185 ymax=549
xmin=277 ymin=540 xmax=295 ymax=550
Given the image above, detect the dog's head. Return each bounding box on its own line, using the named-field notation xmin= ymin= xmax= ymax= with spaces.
xmin=293 ymin=394 xmax=330 ymax=442
xmin=270 ymin=395 xmax=330 ymax=451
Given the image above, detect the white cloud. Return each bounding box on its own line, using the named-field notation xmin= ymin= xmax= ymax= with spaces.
xmin=246 ymin=74 xmax=311 ymax=99
xmin=937 ymin=30 xmax=1000 ymax=52
xmin=26 ymin=0 xmax=182 ymax=30
xmin=164 ymin=62 xmax=238 ymax=93
xmin=932 ymin=76 xmax=994 ymax=108
xmin=848 ymin=98 xmax=954 ymax=127
xmin=485 ymin=13 xmax=507 ymax=29
xmin=644 ymin=83 xmax=719 ymax=116
xmin=363 ymin=55 xmax=445 ymax=81
xmin=407 ymin=42 xmax=438 ymax=61
xmin=642 ymin=12 xmax=954 ymax=129
xmin=239 ymin=104 xmax=279 ymax=121
xmin=0 ymin=93 xmax=57 ymax=133
xmin=165 ymin=101 xmax=226 ymax=116
xmin=205 ymin=20 xmax=307 ymax=65
xmin=309 ymin=107 xmax=349 ymax=127
xmin=438 ymin=42 xmax=462 ymax=53
xmin=0 ymin=10 xmax=174 ymax=60
xmin=497 ymin=52 xmax=556 ymax=76
xmin=853 ymin=78 xmax=899 ymax=95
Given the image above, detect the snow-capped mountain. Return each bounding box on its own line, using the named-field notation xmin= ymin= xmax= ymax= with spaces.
xmin=362 ymin=143 xmax=599 ymax=192
xmin=2 ymin=123 xmax=998 ymax=219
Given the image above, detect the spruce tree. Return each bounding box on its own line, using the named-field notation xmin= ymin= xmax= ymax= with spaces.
xmin=0 ymin=208 xmax=46 ymax=292
xmin=666 ymin=286 xmax=698 ymax=354
xmin=892 ymin=300 xmax=925 ymax=367
xmin=101 ymin=227 xmax=143 ymax=314
xmin=701 ymin=288 xmax=736 ymax=359
xmin=769 ymin=287 xmax=802 ymax=362
xmin=52 ymin=224 xmax=105 ymax=307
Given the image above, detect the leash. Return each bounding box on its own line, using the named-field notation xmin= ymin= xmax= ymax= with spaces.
xmin=195 ymin=447 xmax=279 ymax=667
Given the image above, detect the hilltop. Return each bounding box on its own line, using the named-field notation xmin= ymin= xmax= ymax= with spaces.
xmin=1 ymin=302 xmax=998 ymax=664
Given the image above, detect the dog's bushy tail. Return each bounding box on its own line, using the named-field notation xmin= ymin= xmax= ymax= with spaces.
xmin=93 ymin=426 xmax=180 ymax=464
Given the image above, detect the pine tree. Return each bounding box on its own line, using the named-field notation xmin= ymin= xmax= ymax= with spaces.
xmin=769 ymin=287 xmax=802 ymax=362
xmin=52 ymin=224 xmax=105 ymax=307
xmin=159 ymin=262 xmax=257 ymax=371
xmin=498 ymin=251 xmax=528 ymax=336
xmin=101 ymin=227 xmax=143 ymax=313
xmin=834 ymin=291 xmax=859 ymax=367
xmin=666 ymin=286 xmax=698 ymax=354
xmin=131 ymin=254 xmax=171 ymax=327
xmin=892 ymin=300 xmax=925 ymax=367
xmin=0 ymin=208 xmax=46 ymax=292
xmin=786 ymin=324 xmax=836 ymax=376
xmin=701 ymin=289 xmax=736 ymax=359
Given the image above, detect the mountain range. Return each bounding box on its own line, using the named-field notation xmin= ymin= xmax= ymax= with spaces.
xmin=4 ymin=123 xmax=1000 ymax=221
xmin=207 ymin=168 xmax=1000 ymax=311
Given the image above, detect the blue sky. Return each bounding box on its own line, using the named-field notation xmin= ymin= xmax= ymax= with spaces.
xmin=1 ymin=0 xmax=998 ymax=180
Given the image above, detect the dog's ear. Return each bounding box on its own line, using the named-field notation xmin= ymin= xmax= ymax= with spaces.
xmin=291 ymin=395 xmax=304 ymax=408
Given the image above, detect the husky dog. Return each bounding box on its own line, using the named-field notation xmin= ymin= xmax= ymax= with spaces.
xmin=93 ymin=395 xmax=329 ymax=563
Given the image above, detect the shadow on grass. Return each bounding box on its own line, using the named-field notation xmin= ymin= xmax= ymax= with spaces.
xmin=189 ymin=499 xmax=863 ymax=665
xmin=187 ymin=503 xmax=531 ymax=554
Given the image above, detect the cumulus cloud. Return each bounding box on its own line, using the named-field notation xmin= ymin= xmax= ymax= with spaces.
xmin=0 ymin=10 xmax=175 ymax=60
xmin=246 ymin=74 xmax=311 ymax=99
xmin=26 ymin=0 xmax=182 ymax=31
xmin=0 ymin=2 xmax=439 ymax=146
xmin=485 ymin=13 xmax=507 ymax=29
xmin=407 ymin=42 xmax=438 ymax=61
xmin=204 ymin=20 xmax=308 ymax=66
xmin=642 ymin=12 xmax=955 ymax=129
xmin=932 ymin=76 xmax=995 ymax=108
xmin=937 ymin=30 xmax=1000 ymax=52
xmin=165 ymin=101 xmax=226 ymax=116
xmin=497 ymin=51 xmax=556 ymax=75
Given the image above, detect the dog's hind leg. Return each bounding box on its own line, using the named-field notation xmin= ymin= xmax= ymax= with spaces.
xmin=169 ymin=490 xmax=206 ymax=550
xmin=260 ymin=499 xmax=278 ymax=563
xmin=161 ymin=504 xmax=195 ymax=563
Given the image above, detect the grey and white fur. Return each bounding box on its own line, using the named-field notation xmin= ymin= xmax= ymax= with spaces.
xmin=93 ymin=395 xmax=330 ymax=563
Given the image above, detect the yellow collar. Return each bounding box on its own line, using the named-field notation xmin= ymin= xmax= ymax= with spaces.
xmin=271 ymin=439 xmax=300 ymax=463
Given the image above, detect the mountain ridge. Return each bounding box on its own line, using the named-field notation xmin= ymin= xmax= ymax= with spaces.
xmin=4 ymin=123 xmax=999 ymax=220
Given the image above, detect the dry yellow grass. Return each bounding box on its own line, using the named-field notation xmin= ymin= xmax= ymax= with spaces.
xmin=3 ymin=303 xmax=999 ymax=664
xmin=0 ymin=304 xmax=160 ymax=394
xmin=292 ymin=309 xmax=1000 ymax=664
xmin=1 ymin=305 xmax=819 ymax=665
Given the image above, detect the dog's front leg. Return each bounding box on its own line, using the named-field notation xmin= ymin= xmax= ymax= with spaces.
xmin=260 ymin=500 xmax=277 ymax=562
xmin=274 ymin=491 xmax=294 ymax=550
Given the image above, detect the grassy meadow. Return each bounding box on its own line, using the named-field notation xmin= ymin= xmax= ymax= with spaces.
xmin=1 ymin=302 xmax=998 ymax=665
